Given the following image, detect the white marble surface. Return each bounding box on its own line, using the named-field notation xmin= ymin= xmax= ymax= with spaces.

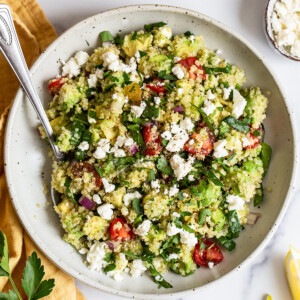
xmin=37 ymin=0 xmax=300 ymax=299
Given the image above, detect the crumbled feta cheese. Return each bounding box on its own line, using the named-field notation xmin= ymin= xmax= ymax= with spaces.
xmin=232 ymin=89 xmax=247 ymax=119
xmin=180 ymin=118 xmax=194 ymax=132
xmin=177 ymin=88 xmax=183 ymax=95
xmin=154 ymin=97 xmax=161 ymax=105
xmin=172 ymin=65 xmax=185 ymax=79
xmin=172 ymin=212 xmax=180 ymax=219
xmin=102 ymin=178 xmax=115 ymax=193
xmin=112 ymin=148 xmax=126 ymax=157
xmin=87 ymin=74 xmax=97 ymax=88
xmin=166 ymin=123 xmax=190 ymax=152
xmin=62 ymin=58 xmax=80 ymax=78
xmin=74 ymin=51 xmax=89 ymax=65
xmin=135 ymin=50 xmax=141 ymax=63
xmin=189 ymin=35 xmax=195 ymax=43
xmin=213 ymin=139 xmax=229 ymax=159
xmin=102 ymin=52 xmax=119 ymax=65
xmin=207 ymin=89 xmax=216 ymax=100
xmin=97 ymin=203 xmax=114 ymax=220
xmin=78 ymin=141 xmax=89 ymax=151
xmin=242 ymin=137 xmax=251 ymax=147
xmin=202 ymin=100 xmax=216 ymax=116
xmin=180 ymin=230 xmax=198 ymax=247
xmin=112 ymin=93 xmax=118 ymax=100
xmin=208 ymin=262 xmax=214 ymax=269
xmin=79 ymin=248 xmax=88 ymax=255
xmin=124 ymin=137 xmax=134 ymax=147
xmin=123 ymin=191 xmax=142 ymax=206
xmin=161 ymin=131 xmax=172 ymax=140
xmin=93 ymin=147 xmax=106 ymax=159
xmin=223 ymin=86 xmax=233 ymax=100
xmin=182 ymin=193 xmax=189 ymax=198
xmin=169 ymin=185 xmax=179 ymax=197
xmin=135 ymin=220 xmax=152 ymax=236
xmin=130 ymin=259 xmax=147 ymax=277
xmin=173 ymin=56 xmax=182 ymax=63
xmin=151 ymin=180 xmax=160 ymax=192
xmin=86 ymin=241 xmax=108 ymax=271
xmin=92 ymin=194 xmax=102 ymax=205
xmin=188 ymin=175 xmax=194 ymax=181
xmin=226 ymin=194 xmax=245 ymax=211
xmin=161 ymin=27 xmax=172 ymax=39
xmin=167 ymin=253 xmax=179 ymax=261
xmin=131 ymin=101 xmax=147 ymax=118
xmin=167 ymin=223 xmax=182 ymax=236
xmin=98 ymin=139 xmax=111 ymax=153
xmin=95 ymin=68 xmax=104 ymax=79
xmin=170 ymin=154 xmax=194 ymax=180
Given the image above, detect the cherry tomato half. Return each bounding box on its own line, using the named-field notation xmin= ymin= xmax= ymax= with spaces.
xmin=179 ymin=57 xmax=207 ymax=80
xmin=194 ymin=239 xmax=224 ymax=267
xmin=143 ymin=125 xmax=161 ymax=156
xmin=48 ymin=77 xmax=66 ymax=96
xmin=244 ymin=125 xmax=264 ymax=150
xmin=70 ymin=162 xmax=102 ymax=188
xmin=146 ymin=79 xmax=167 ymax=93
xmin=184 ymin=123 xmax=215 ymax=156
xmin=110 ymin=217 xmax=135 ymax=241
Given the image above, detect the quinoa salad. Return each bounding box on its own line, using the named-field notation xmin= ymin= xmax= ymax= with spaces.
xmin=41 ymin=22 xmax=272 ymax=288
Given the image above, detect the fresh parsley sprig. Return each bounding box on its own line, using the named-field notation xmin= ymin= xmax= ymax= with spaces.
xmin=0 ymin=230 xmax=55 ymax=300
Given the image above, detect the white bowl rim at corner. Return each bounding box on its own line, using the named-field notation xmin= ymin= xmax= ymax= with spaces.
xmin=4 ymin=4 xmax=298 ymax=300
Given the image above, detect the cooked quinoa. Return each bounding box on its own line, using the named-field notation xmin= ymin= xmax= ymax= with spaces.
xmin=42 ymin=22 xmax=272 ymax=287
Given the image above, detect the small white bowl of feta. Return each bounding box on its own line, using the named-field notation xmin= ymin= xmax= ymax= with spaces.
xmin=265 ymin=0 xmax=300 ymax=61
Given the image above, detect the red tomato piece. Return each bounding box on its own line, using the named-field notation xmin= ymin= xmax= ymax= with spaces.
xmin=194 ymin=239 xmax=224 ymax=267
xmin=143 ymin=125 xmax=161 ymax=156
xmin=146 ymin=79 xmax=167 ymax=93
xmin=110 ymin=217 xmax=135 ymax=241
xmin=184 ymin=123 xmax=215 ymax=156
xmin=48 ymin=77 xmax=66 ymax=96
xmin=70 ymin=162 xmax=102 ymax=188
xmin=244 ymin=125 xmax=263 ymax=149
xmin=179 ymin=57 xmax=207 ymax=80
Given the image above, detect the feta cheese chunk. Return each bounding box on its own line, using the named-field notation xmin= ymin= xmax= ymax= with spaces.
xmin=169 ymin=185 xmax=179 ymax=197
xmin=62 ymin=58 xmax=80 ymax=78
xmin=130 ymin=259 xmax=147 ymax=277
xmin=213 ymin=139 xmax=229 ymax=159
xmin=223 ymin=86 xmax=233 ymax=100
xmin=242 ymin=137 xmax=251 ymax=148
xmin=180 ymin=230 xmax=198 ymax=247
xmin=170 ymin=154 xmax=194 ymax=180
xmin=206 ymin=89 xmax=216 ymax=100
xmin=93 ymin=147 xmax=106 ymax=159
xmin=167 ymin=253 xmax=179 ymax=261
xmin=161 ymin=130 xmax=172 ymax=140
xmin=135 ymin=220 xmax=151 ymax=236
xmin=226 ymin=194 xmax=245 ymax=211
xmin=202 ymin=100 xmax=216 ymax=116
xmin=172 ymin=65 xmax=185 ymax=79
xmin=154 ymin=97 xmax=161 ymax=105
xmin=208 ymin=262 xmax=214 ymax=269
xmin=78 ymin=141 xmax=89 ymax=151
xmin=232 ymin=89 xmax=247 ymax=119
xmin=97 ymin=203 xmax=114 ymax=220
xmin=74 ymin=51 xmax=89 ymax=65
xmin=151 ymin=180 xmax=160 ymax=192
xmin=123 ymin=191 xmax=142 ymax=206
xmin=173 ymin=56 xmax=181 ymax=63
xmin=167 ymin=223 xmax=182 ymax=236
xmin=131 ymin=101 xmax=147 ymax=118
xmin=86 ymin=241 xmax=109 ymax=271
xmin=92 ymin=194 xmax=102 ymax=205
xmin=87 ymin=74 xmax=97 ymax=88
xmin=180 ymin=118 xmax=194 ymax=132
xmin=102 ymin=178 xmax=115 ymax=193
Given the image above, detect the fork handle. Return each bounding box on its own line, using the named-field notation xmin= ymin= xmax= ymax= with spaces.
xmin=0 ymin=4 xmax=64 ymax=161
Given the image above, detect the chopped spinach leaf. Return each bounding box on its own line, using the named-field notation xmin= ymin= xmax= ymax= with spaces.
xmin=132 ymin=198 xmax=143 ymax=215
xmin=203 ymin=63 xmax=232 ymax=74
xmin=99 ymin=31 xmax=114 ymax=42
xmin=198 ymin=209 xmax=212 ymax=225
xmin=223 ymin=116 xmax=250 ymax=133
xmin=261 ymin=142 xmax=272 ymax=178
xmin=144 ymin=22 xmax=166 ymax=32
xmin=156 ymin=157 xmax=173 ymax=175
xmin=115 ymin=33 xmax=124 ymax=45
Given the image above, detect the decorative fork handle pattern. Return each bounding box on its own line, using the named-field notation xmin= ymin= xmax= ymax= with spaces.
xmin=0 ymin=4 xmax=64 ymax=161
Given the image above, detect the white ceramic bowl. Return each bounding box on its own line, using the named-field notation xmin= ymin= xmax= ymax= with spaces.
xmin=4 ymin=5 xmax=297 ymax=299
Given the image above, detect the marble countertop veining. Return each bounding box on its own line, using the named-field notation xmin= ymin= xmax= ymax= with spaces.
xmin=37 ymin=0 xmax=300 ymax=299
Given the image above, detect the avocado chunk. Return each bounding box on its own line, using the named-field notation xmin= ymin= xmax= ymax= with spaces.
xmin=211 ymin=208 xmax=226 ymax=232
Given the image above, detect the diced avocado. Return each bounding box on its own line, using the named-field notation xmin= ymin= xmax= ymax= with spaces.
xmin=103 ymin=187 xmax=126 ymax=208
xmin=100 ymin=119 xmax=120 ymax=140
xmin=149 ymin=54 xmax=169 ymax=63
xmin=50 ymin=116 xmax=66 ymax=135
xmin=122 ymin=31 xmax=153 ymax=57
xmin=82 ymin=216 xmax=109 ymax=240
xmin=139 ymin=53 xmax=173 ymax=76
xmin=211 ymin=208 xmax=226 ymax=232
xmin=170 ymin=34 xmax=205 ymax=59
xmin=59 ymin=84 xmax=82 ymax=111
xmin=243 ymin=161 xmax=258 ymax=172
xmin=144 ymin=225 xmax=166 ymax=255
xmin=63 ymin=232 xmax=85 ymax=250
xmin=62 ymin=211 xmax=86 ymax=234
xmin=199 ymin=181 xmax=221 ymax=206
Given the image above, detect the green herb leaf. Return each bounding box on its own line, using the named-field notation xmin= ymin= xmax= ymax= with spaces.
xmin=103 ymin=263 xmax=116 ymax=273
xmin=223 ymin=116 xmax=250 ymax=133
xmin=148 ymin=169 xmax=156 ymax=182
xmin=131 ymin=31 xmax=138 ymax=40
xmin=198 ymin=209 xmax=212 ymax=225
xmin=203 ymin=63 xmax=232 ymax=74
xmin=181 ymin=224 xmax=195 ymax=233
xmin=217 ymin=236 xmax=236 ymax=251
xmin=226 ymin=210 xmax=243 ymax=235
xmin=191 ymin=104 xmax=214 ymax=133
xmin=99 ymin=31 xmax=115 ymax=42
xmin=64 ymin=177 xmax=76 ymax=203
xmin=254 ymin=184 xmax=264 ymax=207
xmin=184 ymin=31 xmax=193 ymax=37
xmin=177 ymin=192 xmax=184 ymax=201
xmin=115 ymin=33 xmax=124 ymax=45
xmin=22 ymin=251 xmax=55 ymax=300
xmin=261 ymin=142 xmax=272 ymax=178
xmin=205 ymin=170 xmax=223 ymax=187
xmin=157 ymin=70 xmax=177 ymax=81
xmin=127 ymin=124 xmax=145 ymax=150
xmin=0 ymin=290 xmax=18 ymax=300
xmin=132 ymin=198 xmax=143 ymax=215
xmin=146 ymin=262 xmax=173 ymax=288
xmin=156 ymin=157 xmax=173 ymax=175
xmin=139 ymin=50 xmax=147 ymax=57
xmin=144 ymin=22 xmax=166 ymax=32
xmin=0 ymin=231 xmax=10 ymax=277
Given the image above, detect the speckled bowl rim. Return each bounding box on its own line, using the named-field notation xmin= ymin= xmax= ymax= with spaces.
xmin=4 ymin=4 xmax=298 ymax=300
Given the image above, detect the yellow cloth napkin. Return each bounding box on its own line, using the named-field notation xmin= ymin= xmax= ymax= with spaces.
xmin=0 ymin=1 xmax=86 ymax=299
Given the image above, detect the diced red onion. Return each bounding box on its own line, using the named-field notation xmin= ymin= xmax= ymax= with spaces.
xmin=143 ymin=120 xmax=158 ymax=127
xmin=129 ymin=144 xmax=138 ymax=155
xmin=106 ymin=241 xmax=115 ymax=251
xmin=247 ymin=212 xmax=261 ymax=225
xmin=174 ymin=106 xmax=184 ymax=112
xmin=79 ymin=196 xmax=96 ymax=211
